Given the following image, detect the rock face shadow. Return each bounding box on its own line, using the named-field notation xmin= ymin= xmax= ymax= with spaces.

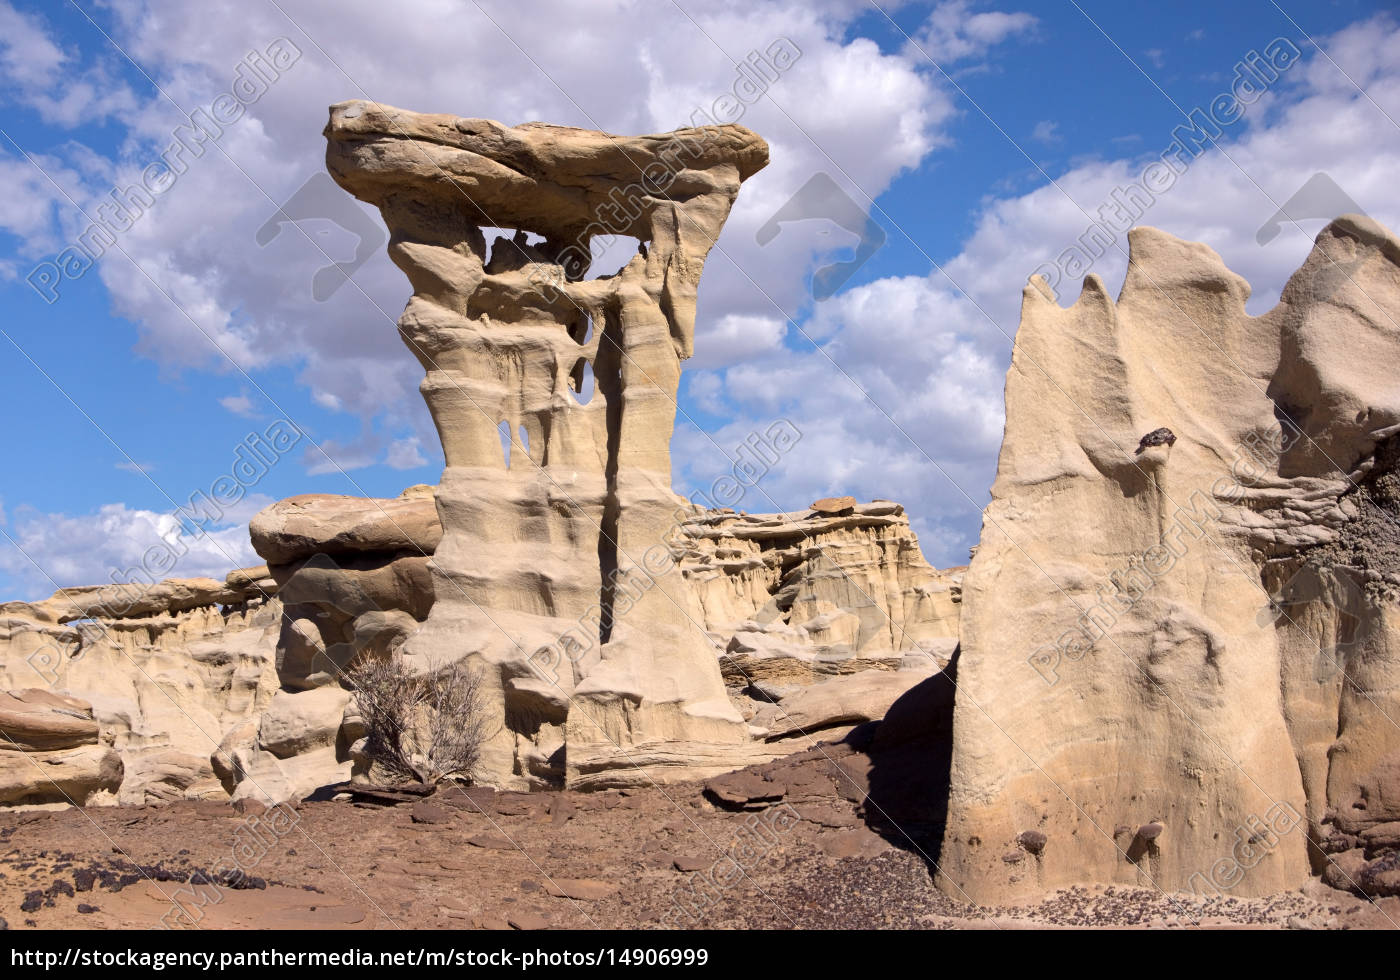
xmin=853 ymin=648 xmax=959 ymax=875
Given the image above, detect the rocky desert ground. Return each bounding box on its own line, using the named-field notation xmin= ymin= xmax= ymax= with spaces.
xmin=6 ymin=737 xmax=1398 ymax=932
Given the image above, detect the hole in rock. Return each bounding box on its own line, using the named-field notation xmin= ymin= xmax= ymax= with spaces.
xmin=570 ymin=359 xmax=595 ymax=405
xmin=482 ymin=227 xmax=549 ymax=274
xmin=583 ymin=235 xmax=645 ymax=280
xmin=570 ymin=311 xmax=594 ymax=346
xmin=518 ymin=424 xmax=530 ymax=460
xmin=498 ymin=419 xmax=512 ymax=468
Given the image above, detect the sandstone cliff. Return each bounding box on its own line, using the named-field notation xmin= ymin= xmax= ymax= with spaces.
xmin=0 ymin=487 xmax=953 ymax=805
xmin=0 ymin=571 xmax=279 ymax=805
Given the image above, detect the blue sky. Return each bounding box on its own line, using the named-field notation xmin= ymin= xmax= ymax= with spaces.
xmin=0 ymin=0 xmax=1396 ymax=600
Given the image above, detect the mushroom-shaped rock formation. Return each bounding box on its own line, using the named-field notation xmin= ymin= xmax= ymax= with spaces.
xmin=324 ymin=101 xmax=773 ymax=788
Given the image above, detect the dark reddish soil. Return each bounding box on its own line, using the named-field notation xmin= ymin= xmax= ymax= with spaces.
xmin=1 ymin=733 xmax=1395 ymax=931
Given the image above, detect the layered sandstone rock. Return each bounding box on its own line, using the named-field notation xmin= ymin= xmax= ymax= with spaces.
xmin=324 ymin=101 xmax=774 ymax=789
xmin=680 ymin=501 xmax=961 ymax=689
xmin=0 ymin=689 xmax=122 ymax=806
xmin=251 ymin=486 xmax=437 ymax=693
xmin=940 ymin=215 xmax=1400 ymax=902
xmin=0 ymin=571 xmax=279 ymax=805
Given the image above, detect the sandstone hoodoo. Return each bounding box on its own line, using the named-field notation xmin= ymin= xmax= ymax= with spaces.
xmin=940 ymin=214 xmax=1400 ymax=903
xmin=324 ymin=101 xmax=776 ymax=789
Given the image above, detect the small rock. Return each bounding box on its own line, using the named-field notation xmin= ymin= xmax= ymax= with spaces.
xmin=542 ymin=878 xmax=619 ymax=901
xmin=548 ymin=795 xmax=576 ymax=826
xmin=440 ymin=785 xmax=497 ymax=814
xmin=508 ymin=911 xmax=548 ymax=931
xmin=410 ymin=801 xmax=452 ymax=825
xmin=705 ymin=772 xmax=785 ymax=808
xmin=1361 ymin=821 xmax=1400 ymax=850
xmin=1002 ymin=850 xmax=1025 ymax=864
xmin=1135 ymin=427 xmax=1177 ymax=453
xmin=801 ymin=805 xmax=858 ymax=829
xmin=1017 ymin=830 xmax=1048 ymax=854
xmin=820 ymin=829 xmax=890 ymax=860
xmin=672 ymin=855 xmax=710 ymax=873
xmin=811 ymin=496 xmax=858 ymax=514
xmin=1136 ymin=822 xmax=1164 ymax=841
xmin=479 ymin=915 xmax=510 ymax=931
xmin=467 ymin=834 xmax=517 ymax=851
xmin=493 ymin=793 xmax=539 ymax=817
xmin=1323 ymin=848 xmax=1369 ymax=891
xmin=76 ymin=904 xmax=98 ymax=915
xmin=232 ymin=798 xmax=267 ymax=817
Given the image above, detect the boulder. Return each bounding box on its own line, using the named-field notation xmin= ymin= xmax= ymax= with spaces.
xmin=0 ymin=689 xmax=100 ymax=751
xmin=0 ymin=744 xmax=122 ymax=805
xmin=750 ymin=664 xmax=937 ymax=741
xmin=250 ymin=486 xmax=441 ymax=565
xmin=256 ymin=687 xmax=352 ymax=760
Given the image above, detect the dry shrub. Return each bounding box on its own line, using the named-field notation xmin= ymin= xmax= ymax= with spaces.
xmin=348 ymin=654 xmax=488 ymax=785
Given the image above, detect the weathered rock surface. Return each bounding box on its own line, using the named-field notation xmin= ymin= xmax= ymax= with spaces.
xmin=0 ymin=689 xmax=122 ymax=805
xmin=679 ymin=501 xmax=961 ymax=687
xmin=0 ymin=571 xmax=280 ymax=806
xmin=745 ymin=662 xmax=939 ymax=743
xmin=249 ymin=485 xmax=441 ymax=565
xmin=251 ymin=487 xmax=436 ymax=693
xmin=325 ymin=101 xmax=773 ymax=789
xmin=0 ymin=485 xmax=954 ymax=806
xmin=941 ymin=215 xmax=1400 ymax=903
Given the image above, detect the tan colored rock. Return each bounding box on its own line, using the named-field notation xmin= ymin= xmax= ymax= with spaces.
xmin=325 ymin=101 xmax=770 ymax=790
xmin=226 ymin=565 xmax=277 ymax=594
xmin=268 ymin=551 xmax=433 ymax=690
xmin=811 ymin=496 xmax=857 ymax=514
xmin=940 ymin=215 xmax=1400 ymax=903
xmin=257 ymin=687 xmax=352 ymax=760
xmin=123 ymin=749 xmax=222 ymax=803
xmin=0 ymin=580 xmax=280 ymax=806
xmin=0 ymin=691 xmax=121 ymax=805
xmin=748 ymin=663 xmax=937 ymax=742
xmin=0 ymin=743 xmax=122 ymax=805
xmin=250 ymin=486 xmax=441 ymax=565
xmin=229 ymin=745 xmax=349 ymax=807
xmin=0 ymin=688 xmax=100 ymax=751
xmin=680 ymin=502 xmax=962 ymax=685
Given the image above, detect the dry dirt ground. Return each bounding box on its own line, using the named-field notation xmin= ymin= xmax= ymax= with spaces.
xmin=1 ymin=738 xmax=1396 ymax=932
